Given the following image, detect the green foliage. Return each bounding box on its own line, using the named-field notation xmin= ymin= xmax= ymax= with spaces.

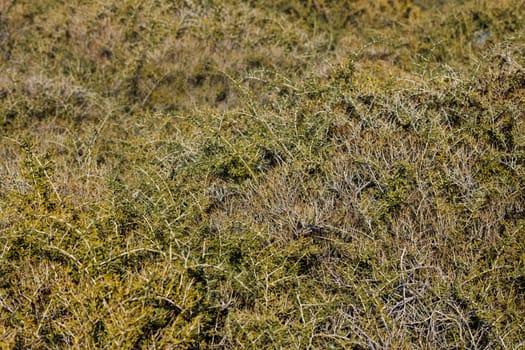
xmin=1 ymin=0 xmax=525 ymax=348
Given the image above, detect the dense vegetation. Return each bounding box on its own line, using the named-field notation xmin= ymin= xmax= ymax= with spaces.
xmin=0 ymin=0 xmax=524 ymax=348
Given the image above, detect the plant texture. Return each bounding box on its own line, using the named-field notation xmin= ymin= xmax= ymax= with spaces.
xmin=0 ymin=0 xmax=524 ymax=348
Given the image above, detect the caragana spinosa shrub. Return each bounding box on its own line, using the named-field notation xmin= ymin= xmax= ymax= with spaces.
xmin=1 ymin=0 xmax=524 ymax=348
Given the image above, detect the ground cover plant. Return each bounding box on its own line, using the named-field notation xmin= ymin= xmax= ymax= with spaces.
xmin=0 ymin=0 xmax=524 ymax=348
